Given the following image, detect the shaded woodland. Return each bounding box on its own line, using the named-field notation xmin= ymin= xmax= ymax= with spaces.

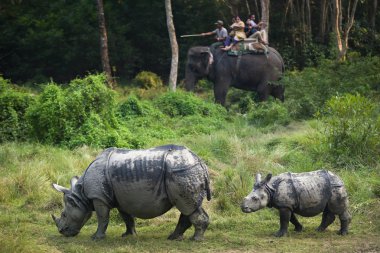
xmin=0 ymin=0 xmax=379 ymax=84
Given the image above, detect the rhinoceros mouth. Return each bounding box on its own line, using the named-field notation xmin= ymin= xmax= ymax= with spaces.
xmin=241 ymin=207 xmax=254 ymax=213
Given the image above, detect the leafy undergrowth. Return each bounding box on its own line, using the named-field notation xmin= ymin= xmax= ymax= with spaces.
xmin=1 ymin=121 xmax=379 ymax=253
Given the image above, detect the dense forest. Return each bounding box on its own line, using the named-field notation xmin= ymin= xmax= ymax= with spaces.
xmin=1 ymin=0 xmax=379 ymax=84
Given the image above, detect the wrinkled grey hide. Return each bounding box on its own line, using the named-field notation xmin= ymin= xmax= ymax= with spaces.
xmin=241 ymin=170 xmax=351 ymax=237
xmin=185 ymin=46 xmax=285 ymax=106
xmin=52 ymin=145 xmax=211 ymax=241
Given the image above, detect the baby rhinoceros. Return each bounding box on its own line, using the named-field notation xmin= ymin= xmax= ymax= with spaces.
xmin=52 ymin=145 xmax=211 ymax=241
xmin=241 ymin=170 xmax=351 ymax=237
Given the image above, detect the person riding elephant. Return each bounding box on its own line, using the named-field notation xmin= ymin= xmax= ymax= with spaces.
xmin=184 ymin=46 xmax=285 ymax=106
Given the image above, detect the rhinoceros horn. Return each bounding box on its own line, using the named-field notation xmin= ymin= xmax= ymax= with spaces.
xmin=51 ymin=214 xmax=60 ymax=226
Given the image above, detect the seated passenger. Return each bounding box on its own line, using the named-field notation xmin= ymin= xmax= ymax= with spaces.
xmin=201 ymin=20 xmax=228 ymax=46
xmin=222 ymin=16 xmax=246 ymax=51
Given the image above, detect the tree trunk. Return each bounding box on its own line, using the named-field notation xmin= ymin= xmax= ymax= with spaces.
xmin=165 ymin=0 xmax=178 ymax=91
xmin=319 ymin=0 xmax=329 ymax=42
xmin=96 ymin=0 xmax=114 ymax=88
xmin=260 ymin=0 xmax=270 ymax=42
xmin=332 ymin=0 xmax=359 ymax=61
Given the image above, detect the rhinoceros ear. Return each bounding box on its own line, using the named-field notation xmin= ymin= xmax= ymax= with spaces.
xmin=255 ymin=173 xmax=262 ymax=184
xmin=263 ymin=173 xmax=272 ymax=183
xmin=70 ymin=176 xmax=79 ymax=190
xmin=52 ymin=183 xmax=70 ymax=195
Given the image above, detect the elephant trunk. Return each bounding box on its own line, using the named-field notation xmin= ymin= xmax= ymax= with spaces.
xmin=184 ymin=64 xmax=198 ymax=91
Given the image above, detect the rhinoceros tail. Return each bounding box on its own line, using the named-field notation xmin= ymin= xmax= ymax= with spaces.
xmin=202 ymin=163 xmax=211 ymax=201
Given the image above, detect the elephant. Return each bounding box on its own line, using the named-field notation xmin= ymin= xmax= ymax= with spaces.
xmin=184 ymin=46 xmax=285 ymax=106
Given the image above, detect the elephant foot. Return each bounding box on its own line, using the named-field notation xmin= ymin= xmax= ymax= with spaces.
xmin=190 ymin=235 xmax=204 ymax=242
xmin=294 ymin=225 xmax=303 ymax=232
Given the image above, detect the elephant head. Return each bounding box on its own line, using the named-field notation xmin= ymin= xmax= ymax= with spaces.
xmin=185 ymin=47 xmax=214 ymax=91
xmin=52 ymin=176 xmax=92 ymax=237
xmin=269 ymin=84 xmax=285 ymax=102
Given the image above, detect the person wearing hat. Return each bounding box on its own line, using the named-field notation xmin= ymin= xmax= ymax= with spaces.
xmin=201 ymin=20 xmax=228 ymax=45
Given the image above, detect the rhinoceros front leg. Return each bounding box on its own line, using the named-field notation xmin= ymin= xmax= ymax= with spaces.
xmin=118 ymin=209 xmax=136 ymax=237
xmin=189 ymin=207 xmax=209 ymax=241
xmin=290 ymin=212 xmax=303 ymax=232
xmin=91 ymin=199 xmax=110 ymax=240
xmin=338 ymin=210 xmax=351 ymax=235
xmin=167 ymin=213 xmax=192 ymax=240
xmin=275 ymin=208 xmax=291 ymax=237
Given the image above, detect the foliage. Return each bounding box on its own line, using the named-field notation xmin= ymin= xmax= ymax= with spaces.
xmin=26 ymin=74 xmax=125 ymax=148
xmin=283 ymin=56 xmax=380 ymax=119
xmin=154 ymin=90 xmax=227 ymax=118
xmin=133 ymin=71 xmax=163 ymax=89
xmin=248 ymin=101 xmax=290 ymax=127
xmin=319 ymin=94 xmax=380 ymax=167
xmin=0 ymin=77 xmax=35 ymax=142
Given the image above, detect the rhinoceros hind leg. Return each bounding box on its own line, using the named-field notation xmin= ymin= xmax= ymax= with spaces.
xmin=189 ymin=207 xmax=209 ymax=241
xmin=290 ymin=212 xmax=303 ymax=232
xmin=317 ymin=208 xmax=336 ymax=232
xmin=275 ymin=208 xmax=291 ymax=237
xmin=118 ymin=209 xmax=136 ymax=237
xmin=337 ymin=210 xmax=351 ymax=235
xmin=91 ymin=199 xmax=110 ymax=240
xmin=167 ymin=213 xmax=192 ymax=240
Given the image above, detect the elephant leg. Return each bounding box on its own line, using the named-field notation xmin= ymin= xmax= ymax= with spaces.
xmin=214 ymin=87 xmax=228 ymax=106
xmin=167 ymin=213 xmax=192 ymax=240
xmin=189 ymin=207 xmax=209 ymax=241
xmin=92 ymin=199 xmax=110 ymax=240
xmin=290 ymin=212 xmax=303 ymax=232
xmin=118 ymin=209 xmax=136 ymax=237
xmin=317 ymin=207 xmax=336 ymax=232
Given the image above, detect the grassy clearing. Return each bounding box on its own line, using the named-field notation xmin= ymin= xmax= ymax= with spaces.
xmin=1 ymin=120 xmax=379 ymax=253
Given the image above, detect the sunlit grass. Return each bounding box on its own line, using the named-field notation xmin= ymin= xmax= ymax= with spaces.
xmin=1 ymin=121 xmax=379 ymax=252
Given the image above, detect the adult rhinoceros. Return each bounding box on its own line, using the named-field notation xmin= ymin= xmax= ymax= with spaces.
xmin=51 ymin=145 xmax=211 ymax=241
xmin=184 ymin=46 xmax=285 ymax=106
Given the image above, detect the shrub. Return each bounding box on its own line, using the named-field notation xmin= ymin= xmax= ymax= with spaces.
xmin=26 ymin=74 xmax=125 ymax=148
xmin=248 ymin=101 xmax=290 ymax=127
xmin=133 ymin=71 xmax=163 ymax=89
xmin=283 ymin=56 xmax=380 ymax=119
xmin=0 ymin=78 xmax=35 ymax=142
xmin=154 ymin=90 xmax=226 ymax=118
xmin=213 ymin=167 xmax=253 ymax=212
xmin=320 ymin=93 xmax=380 ymax=166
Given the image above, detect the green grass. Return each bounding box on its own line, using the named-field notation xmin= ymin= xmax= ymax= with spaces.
xmin=1 ymin=121 xmax=379 ymax=253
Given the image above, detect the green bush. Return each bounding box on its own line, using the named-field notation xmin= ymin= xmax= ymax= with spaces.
xmin=154 ymin=90 xmax=226 ymax=118
xmin=213 ymin=168 xmax=253 ymax=212
xmin=283 ymin=56 xmax=380 ymax=119
xmin=26 ymin=74 xmax=125 ymax=148
xmin=320 ymin=93 xmax=380 ymax=166
xmin=133 ymin=71 xmax=163 ymax=89
xmin=0 ymin=78 xmax=35 ymax=142
xmin=248 ymin=101 xmax=290 ymax=127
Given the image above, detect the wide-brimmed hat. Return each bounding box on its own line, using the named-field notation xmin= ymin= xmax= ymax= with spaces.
xmin=214 ymin=20 xmax=223 ymax=26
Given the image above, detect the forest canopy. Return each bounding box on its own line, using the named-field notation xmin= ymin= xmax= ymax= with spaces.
xmin=0 ymin=0 xmax=379 ymax=84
